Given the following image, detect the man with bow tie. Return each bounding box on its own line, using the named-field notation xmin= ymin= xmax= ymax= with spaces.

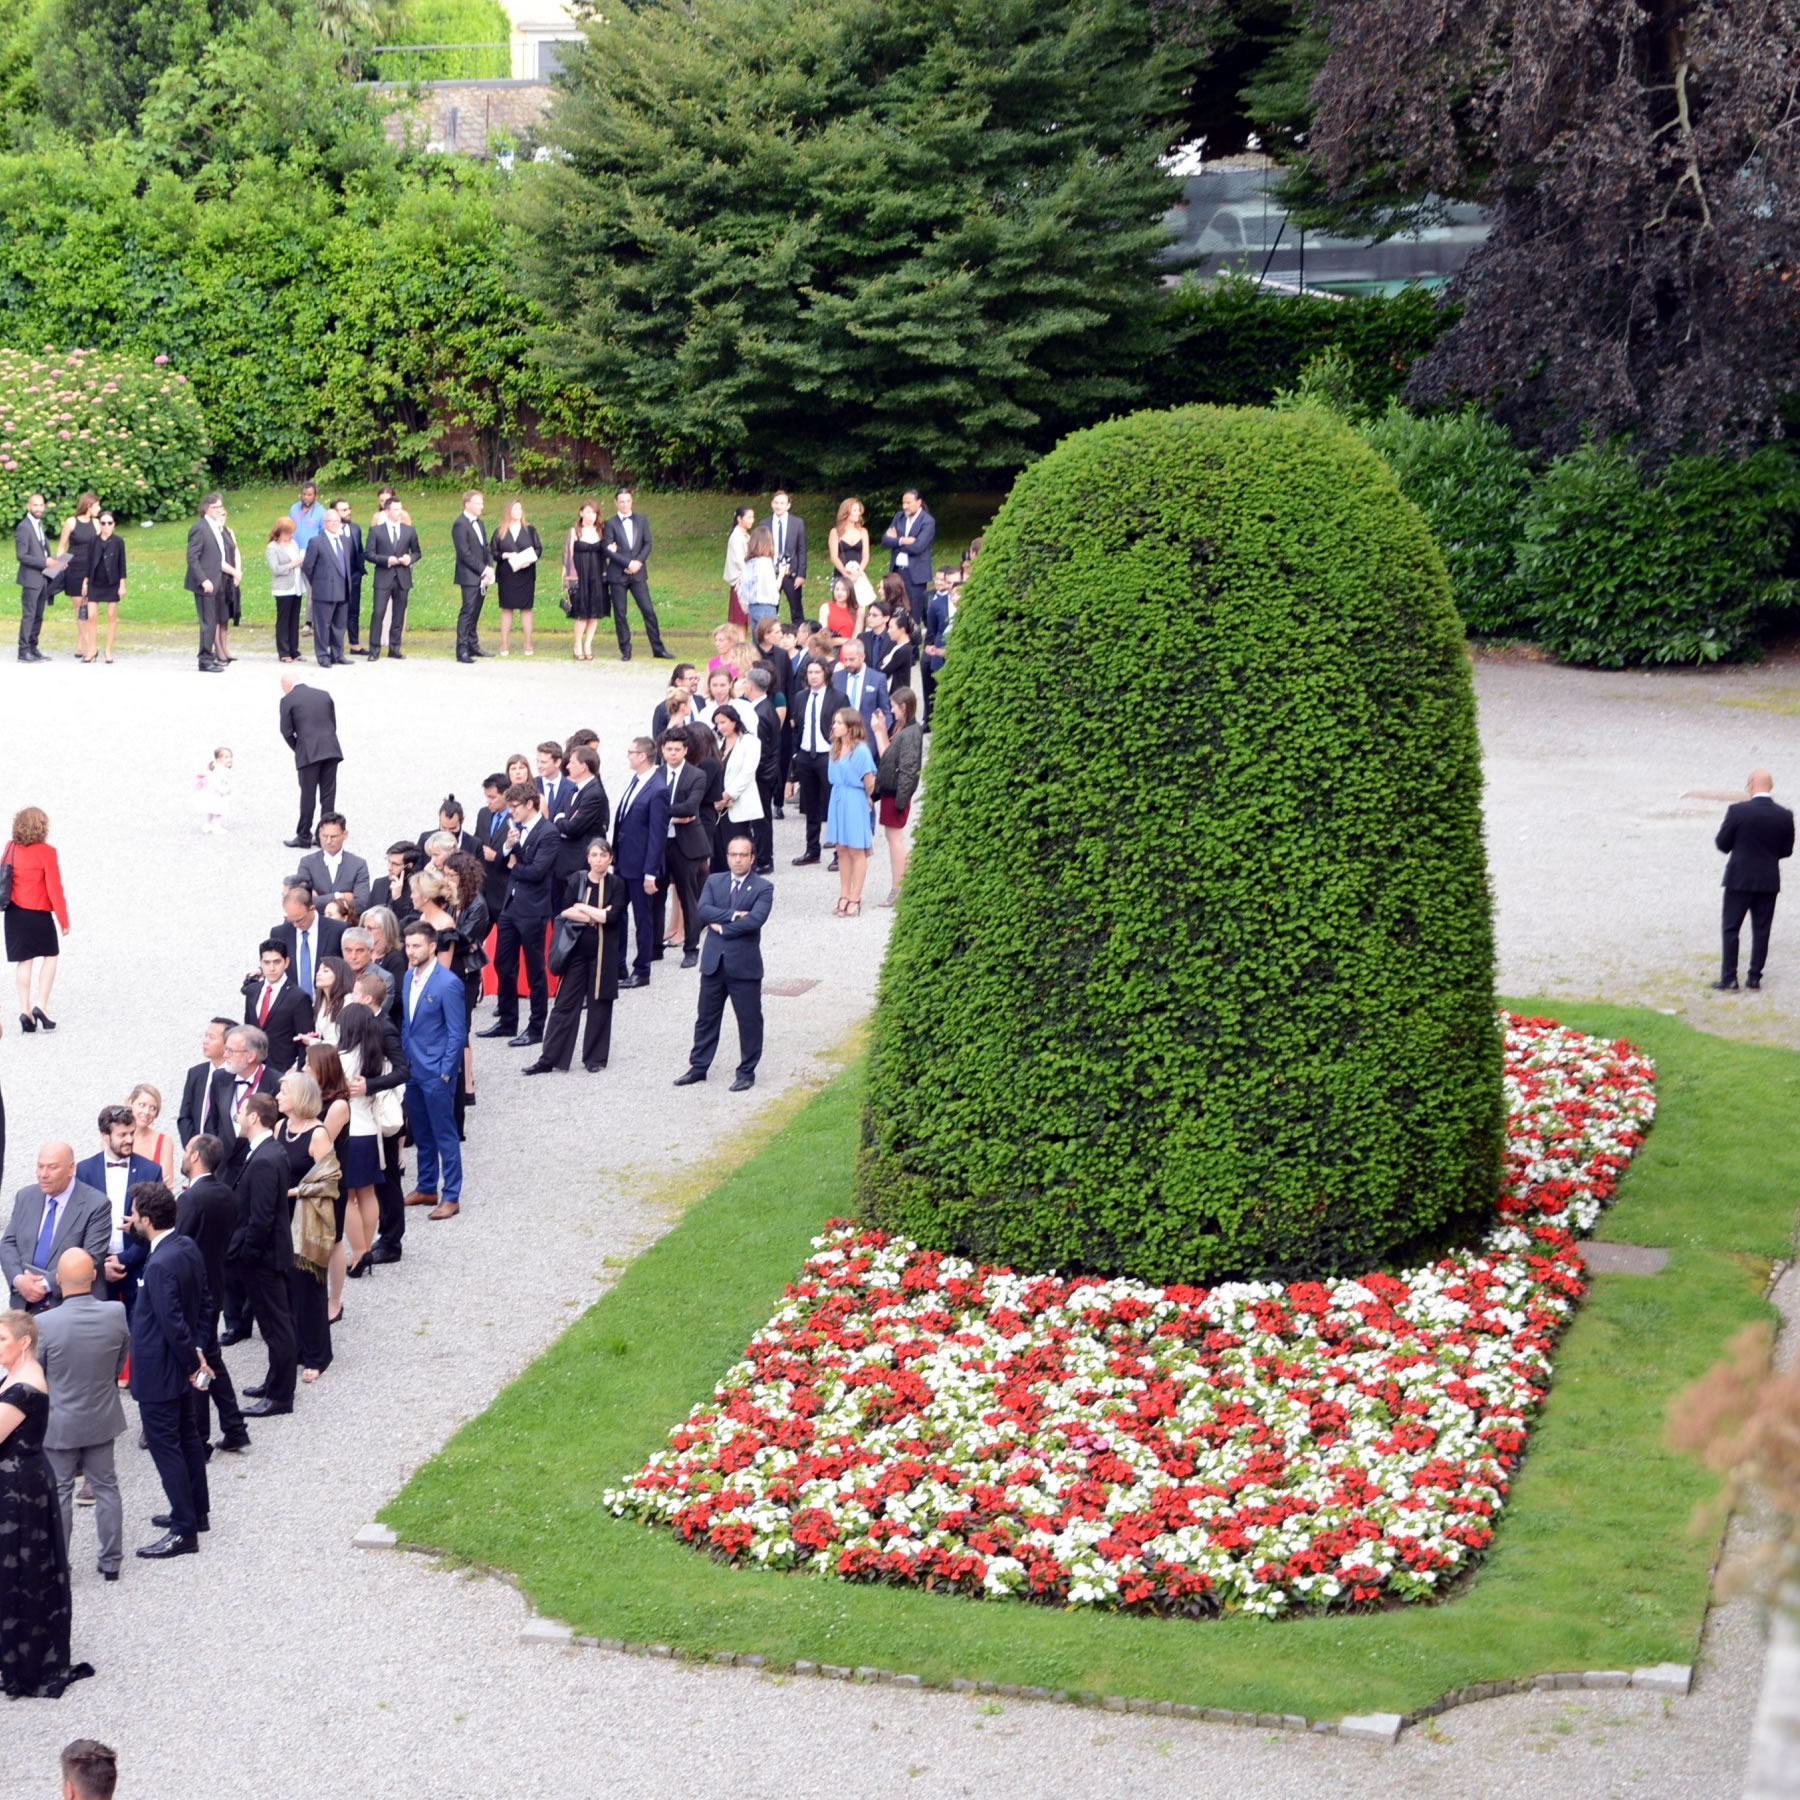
xmin=602 ymin=487 xmax=673 ymax=662
xmin=674 ymin=835 xmax=774 ymax=1092
xmin=75 ymin=1106 xmax=162 ymax=1315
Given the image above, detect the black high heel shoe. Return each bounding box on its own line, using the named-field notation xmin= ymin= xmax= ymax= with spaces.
xmin=18 ymin=1011 xmax=34 ymax=1034
xmin=347 ymin=1252 xmax=375 ymax=1280
xmin=32 ymin=1007 xmax=55 ymax=1031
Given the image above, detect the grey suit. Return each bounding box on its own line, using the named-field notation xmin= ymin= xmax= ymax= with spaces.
xmin=38 ymin=1291 xmax=129 ymax=1574
xmin=296 ymin=847 xmax=371 ymax=911
xmin=15 ymin=511 xmax=50 ymax=655
xmin=0 ymin=1180 xmax=112 ymax=1311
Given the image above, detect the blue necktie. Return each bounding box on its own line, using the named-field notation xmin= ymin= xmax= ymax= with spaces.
xmin=298 ymin=931 xmax=313 ymax=996
xmin=32 ymin=1194 xmax=61 ymax=1268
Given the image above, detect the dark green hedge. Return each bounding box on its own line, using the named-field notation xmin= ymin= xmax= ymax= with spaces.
xmin=1146 ymin=272 xmax=1451 ymax=417
xmin=858 ymin=405 xmax=1503 ymax=1284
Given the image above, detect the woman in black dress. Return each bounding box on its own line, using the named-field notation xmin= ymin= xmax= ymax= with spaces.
xmin=86 ymin=510 xmax=127 ymax=663
xmin=0 ymin=1310 xmax=94 ymax=1698
xmin=562 ymin=501 xmax=608 ymax=663
xmin=274 ymin=1067 xmax=346 ymax=1383
xmin=525 ymin=838 xmax=626 ymax=1075
xmin=493 ymin=500 xmax=543 ymax=659
xmin=878 ymin=609 xmax=917 ymax=694
xmin=57 ymin=492 xmax=102 ymax=664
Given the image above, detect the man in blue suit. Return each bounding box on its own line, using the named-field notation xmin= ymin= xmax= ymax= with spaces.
xmin=881 ymin=489 xmax=936 ymax=617
xmin=674 ymin=835 xmax=773 ymax=1092
xmin=831 ymin=637 xmax=894 ymax=743
xmin=478 ymin=783 xmax=561 ymax=1047
xmin=612 ymin=736 xmax=671 ymax=987
xmin=401 ymin=918 xmax=469 ymax=1219
xmin=76 ymin=1105 xmax=161 ymax=1318
xmin=299 ymin=508 xmax=354 ymax=667
xmin=126 ymin=1182 xmax=212 ymax=1559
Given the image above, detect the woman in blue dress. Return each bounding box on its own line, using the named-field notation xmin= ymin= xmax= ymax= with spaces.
xmin=825 ymin=707 xmax=877 ymax=916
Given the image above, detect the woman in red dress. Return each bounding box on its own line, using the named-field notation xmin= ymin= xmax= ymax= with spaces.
xmin=4 ymin=807 xmax=68 ymax=1033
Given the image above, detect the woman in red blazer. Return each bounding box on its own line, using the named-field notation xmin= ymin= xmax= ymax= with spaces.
xmin=4 ymin=807 xmax=69 ymax=1032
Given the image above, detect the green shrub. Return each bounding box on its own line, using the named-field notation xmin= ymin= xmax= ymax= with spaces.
xmin=1359 ymin=403 xmax=1533 ymax=636
xmin=1516 ymin=439 xmax=1800 ymax=666
xmin=373 ymin=0 xmax=510 ymax=79
xmin=858 ymin=404 xmax=1503 ymax=1284
xmin=0 ymin=345 xmax=209 ymax=522
xmin=1147 ymin=271 xmax=1451 ymax=416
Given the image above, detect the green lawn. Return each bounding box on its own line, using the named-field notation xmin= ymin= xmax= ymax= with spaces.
xmin=1 ymin=487 xmax=1002 ymax=658
xmin=381 ymin=1002 xmax=1795 ymax=1719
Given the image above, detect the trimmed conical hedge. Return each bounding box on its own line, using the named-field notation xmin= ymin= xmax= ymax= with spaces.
xmin=857 ymin=405 xmax=1502 ymax=1283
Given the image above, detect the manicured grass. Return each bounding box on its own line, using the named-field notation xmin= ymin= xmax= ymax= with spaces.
xmin=381 ymin=1001 xmax=1794 ymax=1718
xmin=0 ymin=487 xmax=1001 ymax=658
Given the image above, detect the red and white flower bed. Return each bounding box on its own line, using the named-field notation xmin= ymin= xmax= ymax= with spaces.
xmin=608 ymin=1014 xmax=1655 ymax=1616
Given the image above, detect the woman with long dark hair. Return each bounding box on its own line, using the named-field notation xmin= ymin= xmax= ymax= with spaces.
xmin=58 ymin=493 xmax=101 ymax=663
xmin=335 ymin=1002 xmax=386 ymax=1280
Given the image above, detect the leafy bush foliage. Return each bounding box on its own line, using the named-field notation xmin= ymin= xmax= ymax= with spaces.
xmin=1359 ymin=403 xmax=1533 ymax=636
xmin=1147 ymin=272 xmax=1451 ymax=416
xmin=0 ymin=346 xmax=209 ymax=522
xmin=859 ymin=404 xmax=1503 ymax=1285
xmin=1516 ymin=439 xmax=1800 ymax=666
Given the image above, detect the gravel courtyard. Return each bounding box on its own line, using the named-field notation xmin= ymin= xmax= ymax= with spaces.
xmin=0 ymin=647 xmax=1792 ymax=1800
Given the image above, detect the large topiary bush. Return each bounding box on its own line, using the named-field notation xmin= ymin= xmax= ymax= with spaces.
xmin=857 ymin=405 xmax=1503 ymax=1285
xmin=0 ymin=346 xmax=209 ymax=523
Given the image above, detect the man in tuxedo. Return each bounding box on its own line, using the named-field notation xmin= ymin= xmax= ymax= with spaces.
xmin=333 ymin=498 xmax=366 ymax=650
xmin=279 ymin=675 xmax=343 ymax=849
xmin=76 ymin=1107 xmax=160 ymax=1316
xmin=177 ymin=1017 xmax=236 ymax=1149
xmin=14 ymin=491 xmax=51 ymax=663
xmin=297 ymin=813 xmax=370 ymax=913
xmin=1 ymin=1143 xmax=110 ymax=1312
xmin=552 ymin=744 xmax=611 ymax=882
xmin=535 ymin=740 xmax=574 ymax=830
xmin=242 ymin=940 xmax=314 ymax=1072
xmin=366 ymin=493 xmax=421 ymax=660
xmin=300 ymin=506 xmax=354 ymax=668
xmin=37 ymin=1247 xmax=129 ymax=1579
xmin=474 ymin=775 xmax=514 ymax=916
xmin=371 ymin=842 xmax=422 ymax=923
xmin=922 ymin=565 xmax=957 ymax=726
xmin=400 ymin=920 xmax=468 ymax=1221
xmin=603 ymin=487 xmax=672 ymax=661
xmin=658 ymin=730 xmax=713 ymax=969
xmin=770 ymin=489 xmax=808 ymax=625
xmin=349 ymin=971 xmax=411 ymax=1262
xmin=612 ymin=736 xmax=671 ymax=986
xmin=126 ymin=1182 xmax=213 ymax=1557
xmin=478 ymin=783 xmax=560 ymax=1047
xmin=175 ymin=1135 xmax=249 ymax=1453
xmin=227 ymin=1095 xmax=296 ymax=1418
xmin=209 ymin=1026 xmax=281 ymax=1202
xmin=882 ymin=489 xmax=937 ymax=617
xmin=184 ymin=493 xmax=232 ymax=674
xmin=271 ymin=878 xmax=345 ymax=994
xmin=675 ymin=835 xmax=774 ymax=1092
xmin=451 ymin=488 xmax=494 ymax=663
xmin=789 ymin=656 xmax=837 ymax=867
xmin=1714 ymin=769 xmax=1798 ymax=991
xmin=832 ymin=637 xmax=894 ymax=745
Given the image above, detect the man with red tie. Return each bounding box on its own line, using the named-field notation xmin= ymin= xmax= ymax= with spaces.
xmin=239 ymin=941 xmax=314 ymax=1072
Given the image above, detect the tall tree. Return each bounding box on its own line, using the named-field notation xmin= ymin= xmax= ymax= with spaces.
xmin=521 ymin=0 xmax=1193 ymax=485
xmin=1304 ymin=0 xmax=1800 ymax=455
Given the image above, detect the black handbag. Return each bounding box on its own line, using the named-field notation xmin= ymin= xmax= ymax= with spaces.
xmin=547 ymin=915 xmax=582 ymax=977
xmin=0 ymin=842 xmax=12 ymax=909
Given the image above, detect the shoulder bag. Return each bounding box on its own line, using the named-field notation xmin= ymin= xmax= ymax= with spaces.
xmin=0 ymin=841 xmax=13 ymax=909
xmin=370 ymin=1084 xmax=405 ymax=1137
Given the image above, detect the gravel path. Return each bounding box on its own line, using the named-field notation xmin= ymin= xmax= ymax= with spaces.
xmin=0 ymin=649 xmax=1790 ymax=1799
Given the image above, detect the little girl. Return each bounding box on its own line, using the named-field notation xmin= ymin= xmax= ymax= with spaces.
xmin=197 ymin=746 xmax=233 ymax=833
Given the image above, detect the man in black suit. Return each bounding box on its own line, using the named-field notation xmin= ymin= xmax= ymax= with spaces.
xmin=226 ymin=1096 xmax=297 ymax=1419
xmin=242 ymin=940 xmax=315 ymax=1071
xmin=209 ymin=1026 xmax=283 ymax=1201
xmin=333 ymin=498 xmax=366 ymax=651
xmin=789 ymin=656 xmax=836 ymax=866
xmin=770 ymin=489 xmax=808 ymax=625
xmin=14 ymin=491 xmax=51 ymax=663
xmin=552 ymin=744 xmax=611 ymax=882
xmin=176 ymin=1135 xmax=250 ymax=1454
xmin=184 ymin=492 xmax=232 ymax=673
xmin=474 ymin=775 xmax=514 ymax=916
xmin=126 ymin=1182 xmax=213 ymax=1558
xmin=744 ymin=667 xmax=781 ymax=873
xmin=366 ymin=494 xmax=421 ymax=660
xmin=279 ymin=675 xmax=343 ymax=849
xmin=612 ymin=736 xmax=671 ymax=985
xmin=451 ymin=488 xmax=493 ymax=663
xmin=674 ymin=835 xmax=774 ymax=1092
xmin=270 ymin=879 xmax=346 ymax=999
xmin=881 ymin=488 xmax=936 ymax=619
xmin=478 ymin=783 xmax=560 ymax=1047
xmin=1714 ymin=769 xmax=1797 ymax=991
xmin=603 ymin=487 xmax=672 ymax=661
xmin=177 ymin=1017 xmax=236 ymax=1150
xmin=657 ymin=730 xmax=713 ymax=969
xmin=349 ymin=971 xmax=411 ymax=1265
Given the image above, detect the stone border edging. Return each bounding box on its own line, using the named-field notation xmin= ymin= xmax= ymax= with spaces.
xmin=355 ymin=1523 xmax=1692 ymax=1745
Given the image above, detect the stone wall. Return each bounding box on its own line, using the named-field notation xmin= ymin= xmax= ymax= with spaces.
xmin=376 ymin=79 xmax=553 ymax=155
